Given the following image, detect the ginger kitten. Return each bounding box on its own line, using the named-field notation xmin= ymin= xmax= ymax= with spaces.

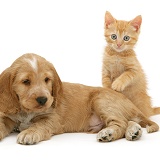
xmin=102 ymin=11 xmax=160 ymax=117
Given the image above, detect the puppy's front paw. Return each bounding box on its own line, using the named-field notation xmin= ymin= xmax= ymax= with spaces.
xmin=97 ymin=128 xmax=114 ymax=142
xmin=0 ymin=131 xmax=4 ymax=140
xmin=17 ymin=130 xmax=41 ymax=145
xmin=111 ymin=80 xmax=125 ymax=92
xmin=0 ymin=129 xmax=8 ymax=140
xmin=125 ymin=122 xmax=142 ymax=141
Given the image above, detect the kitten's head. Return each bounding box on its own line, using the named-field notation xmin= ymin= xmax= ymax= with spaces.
xmin=104 ymin=11 xmax=142 ymax=52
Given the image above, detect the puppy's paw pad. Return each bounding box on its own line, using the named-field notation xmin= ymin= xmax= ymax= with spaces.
xmin=17 ymin=131 xmax=40 ymax=145
xmin=125 ymin=124 xmax=142 ymax=141
xmin=97 ymin=128 xmax=114 ymax=142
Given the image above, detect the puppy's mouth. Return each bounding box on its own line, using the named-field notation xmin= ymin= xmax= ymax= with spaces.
xmin=35 ymin=104 xmax=48 ymax=110
xmin=21 ymin=105 xmax=47 ymax=112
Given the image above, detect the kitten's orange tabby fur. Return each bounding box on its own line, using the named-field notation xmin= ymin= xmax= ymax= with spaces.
xmin=102 ymin=11 xmax=160 ymax=117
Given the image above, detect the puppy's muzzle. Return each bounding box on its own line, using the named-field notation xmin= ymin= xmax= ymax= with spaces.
xmin=36 ymin=96 xmax=48 ymax=105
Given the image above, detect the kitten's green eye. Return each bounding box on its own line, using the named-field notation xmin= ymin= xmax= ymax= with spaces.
xmin=123 ymin=36 xmax=130 ymax=41
xmin=111 ymin=34 xmax=117 ymax=40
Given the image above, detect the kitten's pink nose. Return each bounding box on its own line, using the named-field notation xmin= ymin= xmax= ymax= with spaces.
xmin=117 ymin=43 xmax=122 ymax=47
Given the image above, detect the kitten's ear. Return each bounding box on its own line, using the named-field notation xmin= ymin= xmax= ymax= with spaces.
xmin=105 ymin=11 xmax=115 ymax=28
xmin=130 ymin=15 xmax=142 ymax=32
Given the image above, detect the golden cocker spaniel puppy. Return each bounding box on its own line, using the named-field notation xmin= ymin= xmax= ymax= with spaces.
xmin=0 ymin=53 xmax=159 ymax=144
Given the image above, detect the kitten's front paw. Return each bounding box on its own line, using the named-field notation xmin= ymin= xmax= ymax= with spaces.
xmin=17 ymin=130 xmax=41 ymax=145
xmin=111 ymin=80 xmax=125 ymax=92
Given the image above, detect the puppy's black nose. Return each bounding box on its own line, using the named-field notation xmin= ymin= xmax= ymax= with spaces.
xmin=36 ymin=97 xmax=47 ymax=105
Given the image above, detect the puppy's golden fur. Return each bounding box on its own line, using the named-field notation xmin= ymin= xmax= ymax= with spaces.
xmin=0 ymin=53 xmax=159 ymax=144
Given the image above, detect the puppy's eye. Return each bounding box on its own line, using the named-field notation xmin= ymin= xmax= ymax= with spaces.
xmin=45 ymin=77 xmax=50 ymax=83
xmin=22 ymin=79 xmax=31 ymax=85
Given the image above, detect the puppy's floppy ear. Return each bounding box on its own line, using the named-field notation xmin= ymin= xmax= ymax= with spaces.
xmin=0 ymin=67 xmax=20 ymax=114
xmin=50 ymin=64 xmax=62 ymax=100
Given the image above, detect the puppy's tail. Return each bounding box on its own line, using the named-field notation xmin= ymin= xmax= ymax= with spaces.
xmin=151 ymin=107 xmax=160 ymax=116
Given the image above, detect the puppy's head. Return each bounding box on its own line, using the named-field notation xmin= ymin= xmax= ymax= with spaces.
xmin=0 ymin=53 xmax=62 ymax=113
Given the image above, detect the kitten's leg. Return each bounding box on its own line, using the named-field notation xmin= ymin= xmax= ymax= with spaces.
xmin=111 ymin=70 xmax=136 ymax=91
xmin=102 ymin=70 xmax=112 ymax=88
xmin=130 ymin=92 xmax=160 ymax=117
xmin=125 ymin=121 xmax=142 ymax=141
xmin=0 ymin=116 xmax=16 ymax=140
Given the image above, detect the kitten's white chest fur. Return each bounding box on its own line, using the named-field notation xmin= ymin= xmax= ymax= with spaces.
xmin=107 ymin=55 xmax=125 ymax=81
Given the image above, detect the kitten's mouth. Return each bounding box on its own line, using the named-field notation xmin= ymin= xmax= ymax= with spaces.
xmin=114 ymin=47 xmax=124 ymax=52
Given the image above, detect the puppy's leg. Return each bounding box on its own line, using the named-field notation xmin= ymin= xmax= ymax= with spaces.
xmin=17 ymin=114 xmax=63 ymax=145
xmin=97 ymin=122 xmax=126 ymax=142
xmin=125 ymin=113 xmax=159 ymax=141
xmin=92 ymin=91 xmax=139 ymax=142
xmin=93 ymin=101 xmax=128 ymax=142
xmin=0 ymin=116 xmax=16 ymax=140
xmin=125 ymin=121 xmax=142 ymax=141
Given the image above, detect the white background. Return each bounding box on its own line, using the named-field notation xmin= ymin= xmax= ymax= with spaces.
xmin=0 ymin=0 xmax=160 ymax=159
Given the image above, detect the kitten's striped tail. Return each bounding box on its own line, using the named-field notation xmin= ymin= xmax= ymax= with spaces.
xmin=152 ymin=107 xmax=160 ymax=116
